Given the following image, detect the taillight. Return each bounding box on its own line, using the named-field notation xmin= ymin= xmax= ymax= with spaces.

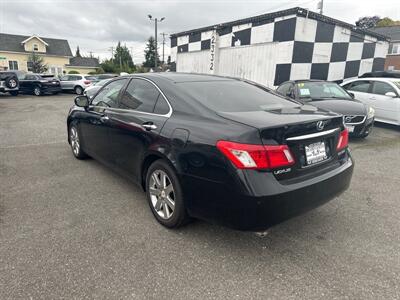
xmin=84 ymin=80 xmax=91 ymax=85
xmin=336 ymin=128 xmax=349 ymax=151
xmin=216 ymin=141 xmax=295 ymax=170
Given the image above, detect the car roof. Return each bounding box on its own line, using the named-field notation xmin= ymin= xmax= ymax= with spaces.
xmin=120 ymin=72 xmax=239 ymax=83
xmin=343 ymin=77 xmax=400 ymax=83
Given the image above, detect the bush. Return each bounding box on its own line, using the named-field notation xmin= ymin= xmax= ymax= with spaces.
xmin=68 ymin=70 xmax=80 ymax=74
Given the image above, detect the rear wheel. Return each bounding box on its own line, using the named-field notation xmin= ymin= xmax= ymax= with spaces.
xmin=74 ymin=86 xmax=83 ymax=95
xmin=146 ymin=160 xmax=189 ymax=228
xmin=69 ymin=124 xmax=88 ymax=159
xmin=33 ymin=86 xmax=41 ymax=96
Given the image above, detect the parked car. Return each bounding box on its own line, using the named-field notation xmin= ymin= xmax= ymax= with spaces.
xmin=18 ymin=74 xmax=61 ymax=96
xmin=60 ymin=74 xmax=97 ymax=95
xmin=276 ymin=80 xmax=375 ymax=138
xmin=359 ymin=70 xmax=400 ymax=79
xmin=0 ymin=71 xmax=19 ymax=96
xmin=83 ymin=78 xmax=112 ymax=98
xmin=67 ymin=73 xmax=353 ymax=231
xmin=341 ymin=78 xmax=400 ymax=126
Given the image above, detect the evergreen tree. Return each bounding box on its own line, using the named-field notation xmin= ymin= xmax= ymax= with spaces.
xmin=143 ymin=37 xmax=160 ymax=68
xmin=75 ymin=46 xmax=81 ymax=57
xmin=28 ymin=52 xmax=48 ymax=73
xmin=113 ymin=42 xmax=135 ymax=70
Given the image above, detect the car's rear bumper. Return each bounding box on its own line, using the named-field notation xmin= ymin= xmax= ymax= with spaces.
xmin=182 ymin=154 xmax=354 ymax=231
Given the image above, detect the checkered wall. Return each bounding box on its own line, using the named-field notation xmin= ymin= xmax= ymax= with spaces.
xmin=171 ymin=13 xmax=388 ymax=86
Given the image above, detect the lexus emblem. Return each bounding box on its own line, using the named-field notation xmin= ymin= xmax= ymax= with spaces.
xmin=316 ymin=121 xmax=325 ymax=131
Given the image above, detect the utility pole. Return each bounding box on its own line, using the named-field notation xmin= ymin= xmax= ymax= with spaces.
xmin=318 ymin=0 xmax=324 ymax=14
xmin=160 ymin=32 xmax=167 ymax=64
xmin=109 ymin=46 xmax=114 ymax=62
xmin=148 ymin=15 xmax=165 ymax=71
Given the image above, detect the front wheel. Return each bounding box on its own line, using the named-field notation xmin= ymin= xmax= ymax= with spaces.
xmin=69 ymin=124 xmax=88 ymax=159
xmin=33 ymin=86 xmax=41 ymax=96
xmin=146 ymin=160 xmax=189 ymax=228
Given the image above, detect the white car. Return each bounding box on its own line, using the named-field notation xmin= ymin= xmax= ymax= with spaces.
xmin=341 ymin=78 xmax=400 ymax=126
xmin=59 ymin=74 xmax=96 ymax=95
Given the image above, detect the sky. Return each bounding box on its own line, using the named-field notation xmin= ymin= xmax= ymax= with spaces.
xmin=1 ymin=0 xmax=399 ymax=64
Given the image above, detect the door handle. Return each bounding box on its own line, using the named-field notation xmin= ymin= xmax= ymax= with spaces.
xmin=142 ymin=122 xmax=157 ymax=131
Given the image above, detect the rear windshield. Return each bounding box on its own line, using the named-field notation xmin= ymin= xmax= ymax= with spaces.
xmin=178 ymin=80 xmax=298 ymax=112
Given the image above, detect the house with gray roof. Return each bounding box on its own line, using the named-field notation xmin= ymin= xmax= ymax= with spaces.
xmin=0 ymin=33 xmax=99 ymax=74
xmin=370 ymin=26 xmax=400 ymax=70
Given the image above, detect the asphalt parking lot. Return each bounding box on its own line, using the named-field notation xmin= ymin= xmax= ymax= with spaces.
xmin=1 ymin=93 xmax=399 ymax=299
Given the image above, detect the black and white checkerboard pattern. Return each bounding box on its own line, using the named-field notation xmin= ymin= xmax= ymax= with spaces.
xmin=171 ymin=13 xmax=388 ymax=86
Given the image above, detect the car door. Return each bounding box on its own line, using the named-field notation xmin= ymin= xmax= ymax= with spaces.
xmin=78 ymin=78 xmax=128 ymax=162
xmin=19 ymin=74 xmax=36 ymax=93
xmin=108 ymin=78 xmax=171 ymax=182
xmin=370 ymin=81 xmax=400 ymax=123
xmin=342 ymin=80 xmax=372 ymax=105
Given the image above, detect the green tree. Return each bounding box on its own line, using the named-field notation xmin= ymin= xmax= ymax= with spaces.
xmin=27 ymin=52 xmax=48 ymax=73
xmin=143 ymin=37 xmax=160 ymax=68
xmin=114 ymin=42 xmax=136 ymax=72
xmin=377 ymin=17 xmax=400 ymax=27
xmin=75 ymin=46 xmax=82 ymax=57
xmin=356 ymin=16 xmax=381 ymax=29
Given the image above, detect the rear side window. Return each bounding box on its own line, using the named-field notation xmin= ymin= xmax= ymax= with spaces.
xmin=120 ymin=79 xmax=160 ymax=113
xmin=347 ymin=81 xmax=371 ymax=93
xmin=178 ymin=80 xmax=298 ymax=112
xmin=372 ymin=81 xmax=396 ymax=96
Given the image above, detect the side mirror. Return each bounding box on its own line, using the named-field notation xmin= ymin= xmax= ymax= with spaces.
xmin=74 ymin=95 xmax=89 ymax=107
xmin=348 ymin=92 xmax=355 ymax=99
xmin=385 ymin=92 xmax=397 ymax=98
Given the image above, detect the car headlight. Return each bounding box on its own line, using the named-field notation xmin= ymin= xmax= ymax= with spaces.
xmin=367 ymin=106 xmax=375 ymax=119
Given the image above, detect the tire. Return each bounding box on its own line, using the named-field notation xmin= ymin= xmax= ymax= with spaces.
xmin=5 ymin=76 xmax=18 ymax=89
xmin=145 ymin=160 xmax=189 ymax=228
xmin=9 ymin=91 xmax=19 ymax=96
xmin=74 ymin=86 xmax=83 ymax=95
xmin=33 ymin=86 xmax=42 ymax=96
xmin=69 ymin=124 xmax=88 ymax=159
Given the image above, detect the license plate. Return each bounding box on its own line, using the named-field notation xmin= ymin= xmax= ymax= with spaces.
xmin=345 ymin=125 xmax=354 ymax=133
xmin=305 ymin=141 xmax=328 ymax=165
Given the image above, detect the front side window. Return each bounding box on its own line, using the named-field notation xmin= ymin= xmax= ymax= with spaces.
xmin=372 ymin=81 xmax=397 ymax=96
xmin=296 ymin=82 xmax=352 ymax=100
xmin=8 ymin=61 xmax=18 ymax=70
xmin=91 ymin=79 xmax=127 ymax=108
xmin=120 ymin=79 xmax=161 ymax=113
xmin=346 ymin=81 xmax=371 ymax=93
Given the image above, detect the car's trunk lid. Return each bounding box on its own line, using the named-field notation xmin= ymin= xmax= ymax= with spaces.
xmin=217 ymin=105 xmax=346 ymax=182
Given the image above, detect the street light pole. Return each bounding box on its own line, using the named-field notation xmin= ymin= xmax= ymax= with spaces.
xmin=148 ymin=15 xmax=165 ymax=71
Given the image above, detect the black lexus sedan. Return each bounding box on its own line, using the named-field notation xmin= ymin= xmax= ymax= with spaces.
xmin=276 ymin=80 xmax=375 ymax=138
xmin=19 ymin=73 xmax=62 ymax=96
xmin=67 ymin=73 xmax=353 ymax=231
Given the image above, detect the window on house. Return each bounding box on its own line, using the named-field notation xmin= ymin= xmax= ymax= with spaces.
xmin=33 ymin=44 xmax=39 ymax=51
xmin=8 ymin=61 xmax=18 ymax=70
xmin=27 ymin=61 xmax=33 ymax=72
xmin=391 ymin=43 xmax=400 ymax=55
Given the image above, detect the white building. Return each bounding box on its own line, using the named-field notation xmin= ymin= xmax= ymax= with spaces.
xmin=170 ymin=7 xmax=389 ymax=87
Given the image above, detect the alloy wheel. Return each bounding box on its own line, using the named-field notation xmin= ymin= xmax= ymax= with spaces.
xmin=34 ymin=87 xmax=41 ymax=96
xmin=148 ymin=170 xmax=175 ymax=219
xmin=69 ymin=127 xmax=80 ymax=156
